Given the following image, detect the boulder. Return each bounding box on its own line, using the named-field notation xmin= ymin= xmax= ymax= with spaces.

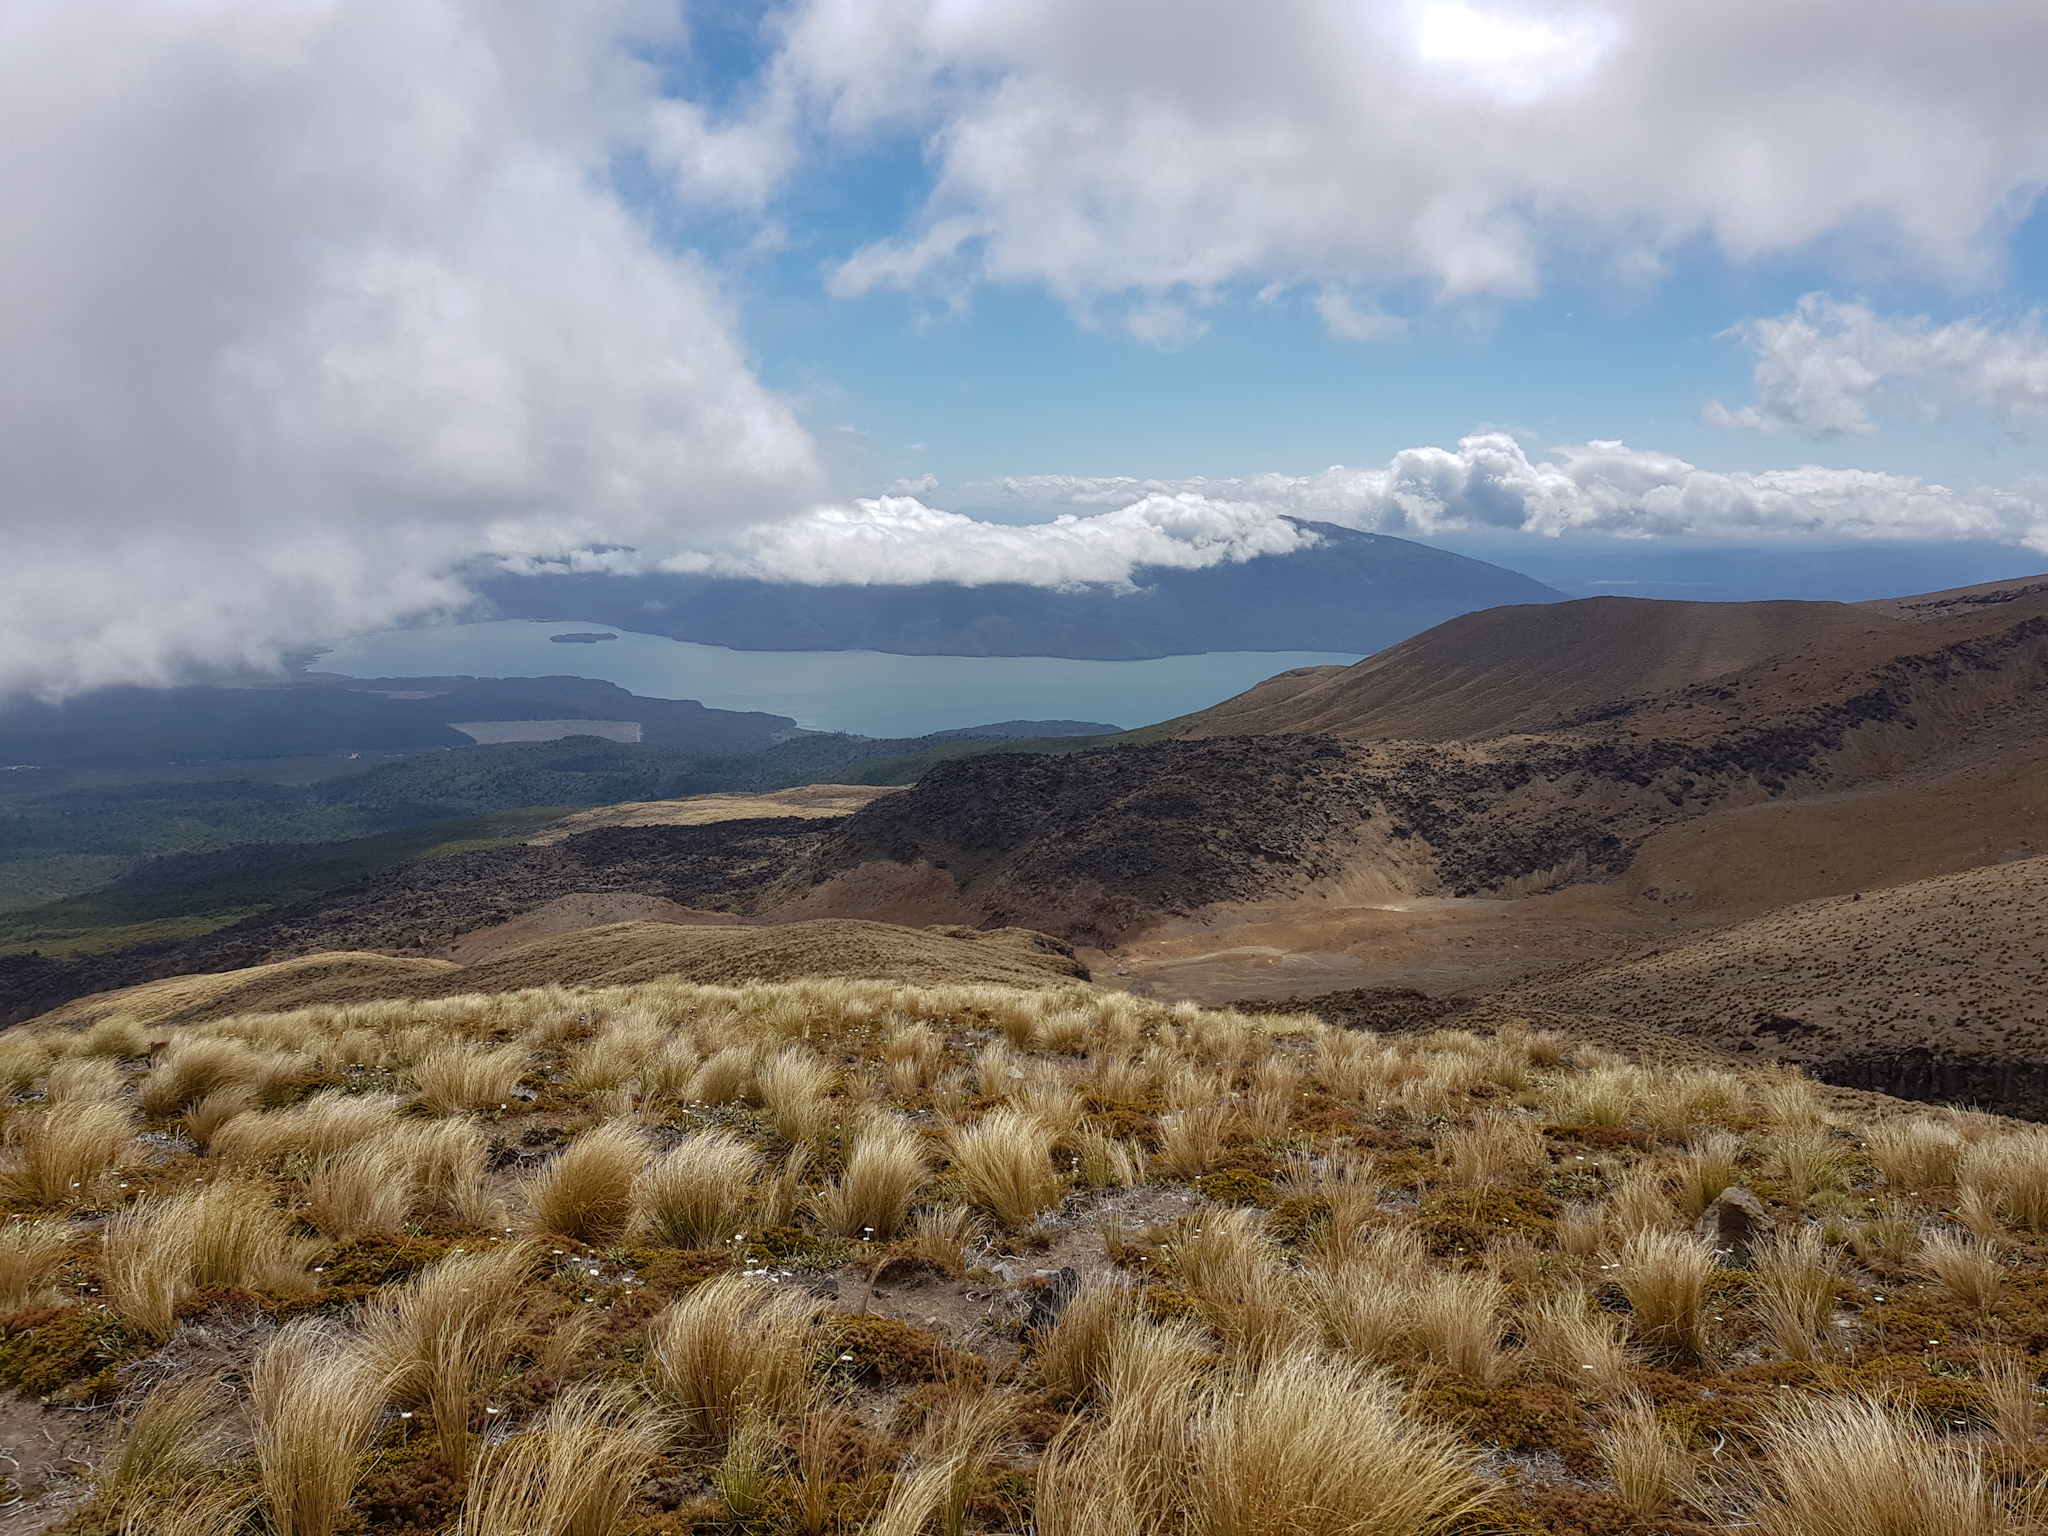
xmin=1696 ymin=1186 xmax=1775 ymax=1268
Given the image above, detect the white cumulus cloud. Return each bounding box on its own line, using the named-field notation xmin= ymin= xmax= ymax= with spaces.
xmin=0 ymin=0 xmax=824 ymax=699
xmin=987 ymin=435 xmax=2048 ymax=553
xmin=1709 ymin=294 xmax=2048 ymax=437
xmin=785 ymin=0 xmax=2048 ymax=329
xmin=650 ymin=494 xmax=1320 ymax=588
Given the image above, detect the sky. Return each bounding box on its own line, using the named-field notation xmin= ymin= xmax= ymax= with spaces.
xmin=6 ymin=0 xmax=2048 ymax=695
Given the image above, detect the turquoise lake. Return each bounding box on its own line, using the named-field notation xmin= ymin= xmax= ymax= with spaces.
xmin=311 ymin=621 xmax=1363 ymax=739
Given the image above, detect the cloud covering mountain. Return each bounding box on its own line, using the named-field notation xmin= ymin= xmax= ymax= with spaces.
xmin=5 ymin=1 xmax=2048 ymax=698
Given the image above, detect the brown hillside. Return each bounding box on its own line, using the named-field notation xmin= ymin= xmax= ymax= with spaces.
xmin=1176 ymin=595 xmax=1903 ymax=741
xmin=1504 ymin=857 xmax=2048 ymax=1112
xmin=30 ymin=918 xmax=1087 ymax=1029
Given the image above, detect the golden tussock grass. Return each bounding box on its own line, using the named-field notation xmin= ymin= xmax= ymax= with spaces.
xmin=1868 ymin=1116 xmax=1965 ymax=1191
xmin=73 ymin=1015 xmax=151 ymax=1059
xmin=755 ymin=1046 xmax=839 ymax=1146
xmin=1170 ymin=1209 xmax=1308 ymax=1363
xmin=1437 ymin=1111 xmax=1542 ymax=1186
xmin=411 ymin=1043 xmax=528 ymax=1115
xmin=102 ymin=1179 xmax=316 ymax=1339
xmin=252 ymin=1320 xmax=393 ymax=1536
xmin=453 ymin=1386 xmax=664 ymax=1536
xmin=632 ymin=1130 xmax=760 ymax=1248
xmin=358 ymin=1241 xmax=537 ymax=1468
xmin=1750 ymin=1393 xmax=1994 ymax=1536
xmin=809 ymin=1113 xmax=930 ymax=1239
xmin=947 ymin=1107 xmax=1065 ymax=1228
xmin=1916 ymin=1227 xmax=2006 ymax=1311
xmin=525 ymin=1121 xmax=646 ymax=1241
xmin=25 ymin=971 xmax=2048 ymax=1534
xmin=210 ymin=1090 xmax=404 ymax=1167
xmin=1960 ymin=1128 xmax=2048 ymax=1233
xmin=1035 ymin=1275 xmax=1141 ymax=1402
xmin=0 ymin=1217 xmax=76 ymax=1311
xmin=1751 ymin=1225 xmax=1845 ymax=1361
xmin=1521 ymin=1286 xmax=1635 ymax=1393
xmin=0 ymin=1100 xmax=132 ymax=1207
xmin=1595 ymin=1392 xmax=1694 ymax=1517
xmin=1186 ymin=1351 xmax=1484 ymax=1536
xmin=99 ymin=1374 xmax=225 ymax=1499
xmin=643 ymin=1274 xmax=819 ymax=1446
xmin=45 ymin=1056 xmax=127 ymax=1105
xmin=1616 ymin=1227 xmax=1715 ymax=1366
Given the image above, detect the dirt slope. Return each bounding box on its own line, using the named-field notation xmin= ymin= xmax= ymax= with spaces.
xmin=30 ymin=918 xmax=1087 ymax=1028
xmin=1503 ymin=857 xmax=2048 ymax=1112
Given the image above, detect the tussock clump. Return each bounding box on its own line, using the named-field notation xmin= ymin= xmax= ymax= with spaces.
xmin=633 ymin=1131 xmax=760 ymax=1248
xmin=0 ymin=1100 xmax=131 ymax=1207
xmin=644 ymin=1274 xmax=819 ymax=1444
xmin=1187 ymin=1351 xmax=1484 ymax=1536
xmin=1751 ymin=1393 xmax=1993 ymax=1536
xmin=45 ymin=1057 xmax=127 ymax=1106
xmin=411 ymin=1043 xmax=527 ymax=1115
xmin=210 ymin=1090 xmax=404 ymax=1167
xmin=1916 ymin=1228 xmax=2006 ymax=1311
xmin=948 ymin=1107 xmax=1065 ymax=1228
xmin=455 ymin=1383 xmax=662 ymax=1536
xmin=103 ymin=1179 xmax=316 ymax=1338
xmin=1596 ymin=1392 xmax=1694 ymax=1517
xmin=525 ymin=1121 xmax=646 ymax=1241
xmin=810 ymin=1114 xmax=930 ymax=1240
xmin=360 ymin=1242 xmax=537 ymax=1467
xmin=0 ymin=1218 xmax=76 ymax=1311
xmin=252 ymin=1320 xmax=391 ymax=1536
xmin=1751 ymin=1225 xmax=1844 ymax=1361
xmin=1869 ymin=1117 xmax=1965 ymax=1192
xmin=1616 ymin=1228 xmax=1715 ymax=1366
xmin=1959 ymin=1127 xmax=2048 ymax=1232
xmin=139 ymin=1035 xmax=302 ymax=1118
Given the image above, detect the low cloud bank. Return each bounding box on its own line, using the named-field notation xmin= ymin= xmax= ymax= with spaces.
xmin=509 ymin=435 xmax=2048 ymax=598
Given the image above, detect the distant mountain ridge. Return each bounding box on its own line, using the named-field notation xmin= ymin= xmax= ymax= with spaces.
xmin=478 ymin=522 xmax=1564 ymax=660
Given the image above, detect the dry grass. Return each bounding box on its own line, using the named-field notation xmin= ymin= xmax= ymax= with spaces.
xmin=1751 ymin=1393 xmax=1994 ymax=1536
xmin=1438 ymin=1112 xmax=1542 ymax=1186
xmin=19 ymin=973 xmax=2048 ymax=1535
xmin=0 ymin=1217 xmax=76 ymax=1311
xmin=99 ymin=1375 xmax=225 ymax=1498
xmin=1917 ymin=1228 xmax=2006 ymax=1311
xmin=1616 ymin=1228 xmax=1715 ymax=1366
xmin=1596 ymin=1393 xmax=1694 ymax=1517
xmin=809 ymin=1114 xmax=930 ymax=1239
xmin=526 ymin=1121 xmax=646 ymax=1241
xmin=947 ymin=1108 xmax=1065 ymax=1228
xmin=1868 ymin=1117 xmax=1966 ymax=1192
xmin=456 ymin=1384 xmax=663 ymax=1536
xmin=210 ymin=1090 xmax=403 ymax=1167
xmin=1752 ymin=1225 xmax=1845 ymax=1361
xmin=633 ymin=1131 xmax=760 ymax=1248
xmin=1961 ymin=1128 xmax=2048 ymax=1233
xmin=138 ymin=1035 xmax=299 ymax=1118
xmin=1186 ymin=1351 xmax=1484 ymax=1536
xmin=755 ymin=1046 xmax=838 ymax=1146
xmin=251 ymin=1320 xmax=392 ymax=1536
xmin=102 ymin=1179 xmax=316 ymax=1338
xmin=643 ymin=1274 xmax=820 ymax=1445
xmin=412 ymin=1043 xmax=528 ymax=1114
xmin=0 ymin=1101 xmax=131 ymax=1207
xmin=359 ymin=1241 xmax=536 ymax=1468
